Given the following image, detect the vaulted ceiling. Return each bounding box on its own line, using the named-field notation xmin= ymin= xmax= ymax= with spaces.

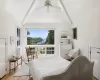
xmin=6 ymin=0 xmax=72 ymax=25
xmin=6 ymin=0 xmax=100 ymax=26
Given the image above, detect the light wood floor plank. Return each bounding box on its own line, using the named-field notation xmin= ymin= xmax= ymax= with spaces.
xmin=2 ymin=73 xmax=29 ymax=80
xmin=2 ymin=73 xmax=97 ymax=80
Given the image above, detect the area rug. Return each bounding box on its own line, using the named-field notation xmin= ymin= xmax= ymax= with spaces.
xmin=13 ymin=64 xmax=30 ymax=77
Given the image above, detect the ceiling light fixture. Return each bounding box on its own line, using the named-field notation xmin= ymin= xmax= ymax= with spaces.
xmin=35 ymin=0 xmax=61 ymax=12
xmin=21 ymin=0 xmax=73 ymax=26
xmin=45 ymin=0 xmax=52 ymax=12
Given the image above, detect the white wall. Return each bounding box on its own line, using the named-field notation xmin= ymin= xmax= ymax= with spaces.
xmin=21 ymin=23 xmax=72 ymax=57
xmin=6 ymin=0 xmax=72 ymax=25
xmin=0 ymin=0 xmax=17 ymax=72
xmin=63 ymin=1 xmax=100 ymax=79
xmin=62 ymin=0 xmax=100 ymax=58
xmin=6 ymin=0 xmax=34 ymax=25
xmin=0 ymin=0 xmax=6 ymax=11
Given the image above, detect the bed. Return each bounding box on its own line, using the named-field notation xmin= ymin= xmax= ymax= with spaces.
xmin=29 ymin=56 xmax=94 ymax=80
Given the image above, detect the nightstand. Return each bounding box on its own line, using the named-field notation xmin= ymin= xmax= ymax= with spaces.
xmin=9 ymin=56 xmax=22 ymax=73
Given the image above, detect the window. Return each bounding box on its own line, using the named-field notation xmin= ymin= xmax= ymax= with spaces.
xmin=46 ymin=47 xmax=54 ymax=54
xmin=17 ymin=28 xmax=20 ymax=46
xmin=27 ymin=30 xmax=54 ymax=45
xmin=73 ymin=28 xmax=77 ymax=40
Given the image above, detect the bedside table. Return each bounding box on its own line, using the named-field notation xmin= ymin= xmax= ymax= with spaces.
xmin=9 ymin=56 xmax=22 ymax=73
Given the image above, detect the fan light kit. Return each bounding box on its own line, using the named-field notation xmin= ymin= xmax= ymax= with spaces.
xmin=35 ymin=0 xmax=61 ymax=12
xmin=45 ymin=0 xmax=52 ymax=7
xmin=22 ymin=0 xmax=73 ymax=26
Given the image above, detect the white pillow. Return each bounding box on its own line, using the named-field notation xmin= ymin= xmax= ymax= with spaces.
xmin=68 ymin=48 xmax=80 ymax=58
xmin=63 ymin=54 xmax=71 ymax=60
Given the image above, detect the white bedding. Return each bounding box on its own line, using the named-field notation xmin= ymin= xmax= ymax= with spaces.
xmin=29 ymin=56 xmax=70 ymax=80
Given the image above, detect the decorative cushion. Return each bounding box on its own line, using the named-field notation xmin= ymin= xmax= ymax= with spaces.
xmin=68 ymin=48 xmax=80 ymax=58
xmin=63 ymin=54 xmax=71 ymax=60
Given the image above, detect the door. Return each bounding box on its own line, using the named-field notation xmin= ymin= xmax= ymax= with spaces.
xmin=91 ymin=47 xmax=100 ymax=79
xmin=0 ymin=38 xmax=6 ymax=78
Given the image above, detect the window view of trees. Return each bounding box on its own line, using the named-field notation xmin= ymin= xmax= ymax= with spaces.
xmin=45 ymin=30 xmax=54 ymax=44
xmin=27 ymin=30 xmax=54 ymax=45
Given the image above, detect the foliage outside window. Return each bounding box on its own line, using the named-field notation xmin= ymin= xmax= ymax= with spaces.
xmin=27 ymin=30 xmax=54 ymax=45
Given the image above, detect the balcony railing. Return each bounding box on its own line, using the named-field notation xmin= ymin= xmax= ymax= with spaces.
xmin=26 ymin=45 xmax=55 ymax=56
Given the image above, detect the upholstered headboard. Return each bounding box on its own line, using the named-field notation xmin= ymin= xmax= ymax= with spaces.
xmin=42 ymin=56 xmax=94 ymax=80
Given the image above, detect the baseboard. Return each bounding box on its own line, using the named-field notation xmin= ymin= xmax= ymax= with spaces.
xmin=0 ymin=74 xmax=6 ymax=80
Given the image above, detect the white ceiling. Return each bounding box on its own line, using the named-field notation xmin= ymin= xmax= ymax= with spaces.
xmin=6 ymin=0 xmax=33 ymax=25
xmin=6 ymin=0 xmax=100 ymax=26
xmin=6 ymin=0 xmax=71 ymax=25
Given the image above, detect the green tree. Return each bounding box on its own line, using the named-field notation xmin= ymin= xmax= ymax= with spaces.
xmin=27 ymin=37 xmax=43 ymax=45
xmin=45 ymin=30 xmax=54 ymax=44
xmin=27 ymin=37 xmax=33 ymax=45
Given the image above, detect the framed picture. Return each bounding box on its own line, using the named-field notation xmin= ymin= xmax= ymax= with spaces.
xmin=10 ymin=36 xmax=14 ymax=44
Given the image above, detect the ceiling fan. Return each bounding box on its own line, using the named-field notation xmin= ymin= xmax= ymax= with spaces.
xmin=35 ymin=0 xmax=61 ymax=12
xmin=22 ymin=0 xmax=73 ymax=25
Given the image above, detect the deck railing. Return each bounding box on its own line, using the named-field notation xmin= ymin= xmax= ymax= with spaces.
xmin=26 ymin=45 xmax=55 ymax=56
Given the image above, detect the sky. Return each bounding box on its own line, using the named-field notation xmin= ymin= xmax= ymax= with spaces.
xmin=27 ymin=30 xmax=48 ymax=39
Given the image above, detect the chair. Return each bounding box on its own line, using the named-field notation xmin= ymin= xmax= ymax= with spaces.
xmin=26 ymin=47 xmax=33 ymax=62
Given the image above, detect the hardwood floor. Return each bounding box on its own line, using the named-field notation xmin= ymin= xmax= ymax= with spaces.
xmin=2 ymin=73 xmax=97 ymax=80
xmin=1 ymin=73 xmax=29 ymax=80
